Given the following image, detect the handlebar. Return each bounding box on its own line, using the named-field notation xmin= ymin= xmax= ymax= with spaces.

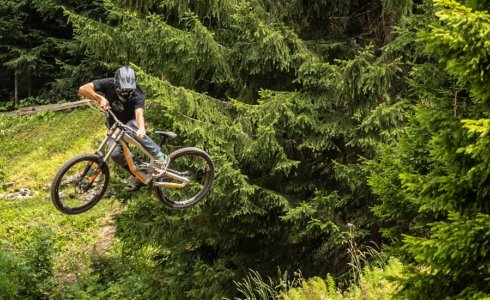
xmin=92 ymin=104 xmax=137 ymax=134
xmin=106 ymin=109 xmax=138 ymax=133
xmin=90 ymin=100 xmax=138 ymax=134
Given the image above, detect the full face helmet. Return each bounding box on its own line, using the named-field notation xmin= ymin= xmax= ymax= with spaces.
xmin=115 ymin=66 xmax=136 ymax=100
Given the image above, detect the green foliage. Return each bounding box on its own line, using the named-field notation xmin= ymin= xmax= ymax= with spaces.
xmin=460 ymin=118 xmax=490 ymax=188
xmin=281 ymin=258 xmax=403 ymax=300
xmin=419 ymin=0 xmax=490 ymax=104
xmin=57 ymin=0 xmax=416 ymax=297
xmin=0 ymin=227 xmax=55 ymax=299
xmin=0 ymin=0 xmax=54 ymax=102
xmin=5 ymin=0 xmax=490 ymax=299
xmin=235 ymin=269 xmax=304 ymax=299
xmin=66 ymin=4 xmax=236 ymax=95
xmin=51 ymin=248 xmax=155 ymax=300
xmin=0 ymin=0 xmax=107 ymax=104
xmin=398 ymin=213 xmax=490 ymax=299
xmin=366 ymin=1 xmax=490 ymax=298
xmin=283 ymin=276 xmax=330 ymax=300
xmin=114 ymin=56 xmax=403 ymax=296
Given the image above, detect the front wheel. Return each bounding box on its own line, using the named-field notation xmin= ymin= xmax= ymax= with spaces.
xmin=154 ymin=147 xmax=214 ymax=209
xmin=51 ymin=154 xmax=110 ymax=214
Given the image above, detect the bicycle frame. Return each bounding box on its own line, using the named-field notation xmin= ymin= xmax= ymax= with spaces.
xmin=94 ymin=110 xmax=190 ymax=188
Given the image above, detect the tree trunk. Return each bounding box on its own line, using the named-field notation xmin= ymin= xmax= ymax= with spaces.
xmin=28 ymin=67 xmax=32 ymax=98
xmin=14 ymin=71 xmax=19 ymax=107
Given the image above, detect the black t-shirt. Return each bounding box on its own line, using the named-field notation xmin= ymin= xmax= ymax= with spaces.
xmin=93 ymin=78 xmax=145 ymax=124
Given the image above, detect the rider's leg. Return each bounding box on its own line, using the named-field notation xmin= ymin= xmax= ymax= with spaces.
xmin=126 ymin=120 xmax=167 ymax=161
xmin=105 ymin=121 xmax=144 ymax=192
xmin=109 ymin=143 xmax=128 ymax=168
xmin=107 ymin=137 xmax=143 ymax=192
xmin=105 ymin=119 xmax=131 ymax=170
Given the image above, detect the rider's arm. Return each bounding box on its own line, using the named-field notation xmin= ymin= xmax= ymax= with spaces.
xmin=79 ymin=82 xmax=110 ymax=110
xmin=135 ymin=108 xmax=146 ymax=140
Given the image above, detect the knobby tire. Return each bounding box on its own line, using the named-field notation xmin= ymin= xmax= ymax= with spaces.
xmin=51 ymin=154 xmax=110 ymax=214
xmin=154 ymin=147 xmax=214 ymax=209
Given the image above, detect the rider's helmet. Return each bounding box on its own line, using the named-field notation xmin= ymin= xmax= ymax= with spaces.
xmin=115 ymin=66 xmax=136 ymax=99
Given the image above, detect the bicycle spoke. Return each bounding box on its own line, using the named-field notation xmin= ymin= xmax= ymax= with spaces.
xmin=57 ymin=160 xmax=106 ymax=209
xmin=157 ymin=153 xmax=209 ymax=203
xmin=154 ymin=147 xmax=214 ymax=208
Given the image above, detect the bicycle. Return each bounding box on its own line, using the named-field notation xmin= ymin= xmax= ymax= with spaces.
xmin=50 ymin=109 xmax=214 ymax=214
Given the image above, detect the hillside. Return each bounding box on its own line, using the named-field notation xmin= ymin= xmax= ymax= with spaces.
xmin=0 ymin=108 xmax=121 ymax=294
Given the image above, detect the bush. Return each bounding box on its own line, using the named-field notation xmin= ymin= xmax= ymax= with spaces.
xmin=281 ymin=259 xmax=403 ymax=300
xmin=0 ymin=227 xmax=55 ymax=299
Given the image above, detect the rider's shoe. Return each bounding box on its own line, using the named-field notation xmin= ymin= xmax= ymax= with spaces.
xmin=155 ymin=152 xmax=167 ymax=162
xmin=123 ymin=177 xmax=144 ymax=192
xmin=154 ymin=152 xmax=168 ymax=168
xmin=152 ymin=152 xmax=169 ymax=177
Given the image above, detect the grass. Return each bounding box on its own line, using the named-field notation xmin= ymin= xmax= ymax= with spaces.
xmin=0 ymin=192 xmax=119 ymax=275
xmin=0 ymin=108 xmax=107 ymax=190
xmin=0 ymin=107 xmax=121 ymax=280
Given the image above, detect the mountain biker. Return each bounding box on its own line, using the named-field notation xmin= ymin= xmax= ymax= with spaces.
xmin=79 ymin=66 xmax=167 ymax=192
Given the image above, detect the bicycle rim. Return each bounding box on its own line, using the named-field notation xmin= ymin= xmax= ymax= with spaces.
xmin=51 ymin=154 xmax=109 ymax=214
xmin=154 ymin=147 xmax=214 ymax=208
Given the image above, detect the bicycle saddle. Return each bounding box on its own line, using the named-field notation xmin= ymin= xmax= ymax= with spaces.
xmin=155 ymin=131 xmax=177 ymax=139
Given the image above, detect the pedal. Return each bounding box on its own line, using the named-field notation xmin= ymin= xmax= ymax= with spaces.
xmin=151 ymin=159 xmax=169 ymax=178
xmin=152 ymin=170 xmax=164 ymax=178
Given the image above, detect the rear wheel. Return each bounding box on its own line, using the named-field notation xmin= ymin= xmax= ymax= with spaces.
xmin=51 ymin=154 xmax=110 ymax=214
xmin=154 ymin=147 xmax=214 ymax=209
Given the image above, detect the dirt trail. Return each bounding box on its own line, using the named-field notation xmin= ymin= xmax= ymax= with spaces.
xmin=55 ymin=207 xmax=120 ymax=284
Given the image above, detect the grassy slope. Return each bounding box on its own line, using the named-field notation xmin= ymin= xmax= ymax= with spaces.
xmin=0 ymin=107 xmax=120 ymax=276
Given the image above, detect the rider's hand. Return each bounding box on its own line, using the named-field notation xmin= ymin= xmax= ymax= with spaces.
xmin=136 ymin=128 xmax=146 ymax=140
xmin=99 ymin=97 xmax=110 ymax=111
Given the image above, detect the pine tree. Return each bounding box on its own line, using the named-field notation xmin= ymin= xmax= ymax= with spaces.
xmin=0 ymin=0 xmax=107 ymax=106
xmin=367 ymin=0 xmax=490 ymax=298
xmin=63 ymin=0 xmax=416 ymax=298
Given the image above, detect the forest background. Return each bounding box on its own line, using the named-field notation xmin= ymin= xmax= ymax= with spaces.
xmin=0 ymin=0 xmax=489 ymax=299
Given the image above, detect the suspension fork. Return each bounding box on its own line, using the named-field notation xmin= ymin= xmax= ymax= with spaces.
xmin=96 ymin=123 xmax=118 ymax=158
xmin=80 ymin=125 xmax=124 ymax=191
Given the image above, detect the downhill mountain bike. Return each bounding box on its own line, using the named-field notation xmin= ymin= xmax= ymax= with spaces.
xmin=51 ymin=109 xmax=214 ymax=214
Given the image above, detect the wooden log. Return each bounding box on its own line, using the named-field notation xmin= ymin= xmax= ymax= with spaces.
xmin=4 ymin=99 xmax=96 ymax=116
